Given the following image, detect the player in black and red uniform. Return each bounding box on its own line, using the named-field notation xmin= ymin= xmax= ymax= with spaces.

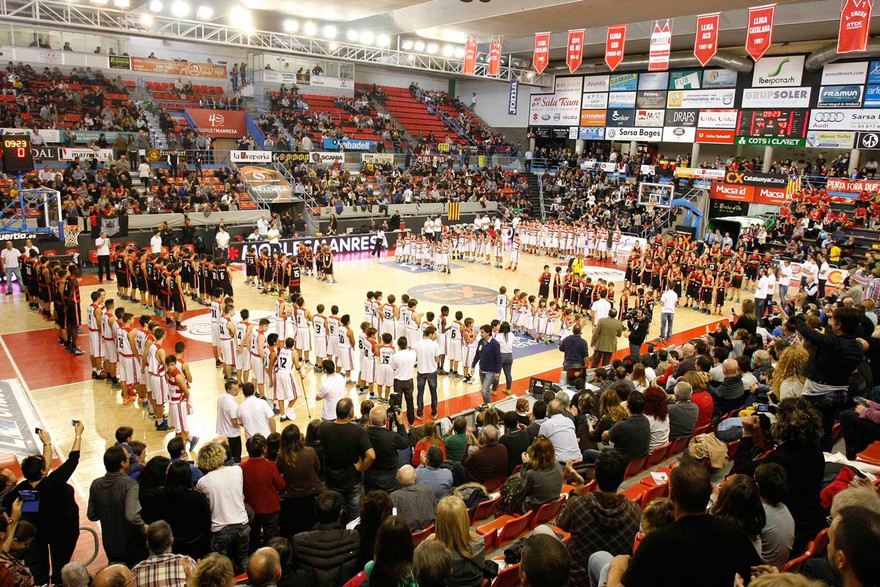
xmin=167 ymin=263 xmax=188 ymax=331
xmin=114 ymin=246 xmax=130 ymax=301
xmin=289 ymin=257 xmax=302 ymax=299
xmin=538 ymin=265 xmax=551 ymax=300
xmin=244 ymin=248 xmax=257 ymax=286
xmin=64 ymin=264 xmax=85 ymax=355
xmin=320 ymin=246 xmax=335 ymax=284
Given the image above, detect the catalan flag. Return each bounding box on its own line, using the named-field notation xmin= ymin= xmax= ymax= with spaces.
xmin=448 ymin=201 xmax=460 ymax=221
xmin=786 ymin=175 xmax=801 ymax=196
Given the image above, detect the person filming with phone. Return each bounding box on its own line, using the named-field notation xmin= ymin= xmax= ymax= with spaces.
xmin=2 ymin=421 xmax=85 ymax=586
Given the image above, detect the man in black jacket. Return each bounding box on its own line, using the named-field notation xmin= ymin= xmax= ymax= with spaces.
xmin=292 ymin=490 xmax=360 ymax=586
xmin=364 ymin=405 xmax=409 ymax=492
xmin=627 ymin=307 xmax=649 ymax=357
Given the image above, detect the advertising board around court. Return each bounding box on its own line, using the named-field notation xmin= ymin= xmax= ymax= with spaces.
xmin=805 ymin=131 xmax=855 ymax=149
xmin=667 ymin=89 xmax=735 ymax=109
xmin=604 ymin=127 xmax=662 ymax=142
xmin=635 ymin=109 xmax=664 ymax=127
xmin=696 ymin=129 xmax=736 ymax=144
xmin=821 ymin=61 xmax=869 ymax=86
xmin=817 ymin=86 xmax=864 ymax=108
xmin=581 ymin=92 xmax=609 ymax=109
xmin=230 ymin=150 xmax=272 ymax=164
xmin=808 ymin=109 xmax=880 ymax=131
xmin=710 ymin=182 xmax=788 ymax=206
xmin=231 ymin=232 xmax=399 ymax=258
xmin=608 ymin=92 xmax=637 ymax=108
xmin=735 ymin=136 xmax=807 ymax=147
xmin=662 ymin=126 xmax=697 ymax=143
xmin=609 ymin=73 xmax=638 ymax=92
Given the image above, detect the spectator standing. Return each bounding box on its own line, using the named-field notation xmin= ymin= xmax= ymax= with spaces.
xmin=492 ymin=322 xmax=515 ymax=395
xmin=559 ymin=325 xmax=589 ymax=385
xmin=215 ymin=225 xmax=230 ymax=261
xmin=160 ymin=461 xmax=212 ymax=560
xmin=276 ymin=424 xmax=324 ymax=538
xmin=95 ymin=232 xmax=111 ymax=282
xmin=87 ymin=445 xmax=148 ymax=567
xmin=216 ymin=380 xmax=242 ymax=462
xmin=0 ymin=242 xmax=23 ymax=295
xmin=241 ymin=435 xmax=286 ymax=552
xmin=316 ymin=360 xmax=347 ymax=422
xmin=659 ymin=284 xmax=678 ymax=342
xmin=557 ymin=451 xmax=641 ymax=586
xmin=2 ymin=425 xmax=83 ymax=586
xmin=150 ymin=229 xmax=163 ymax=255
xmin=391 ymin=337 xmax=418 ymax=425
xmin=413 ymin=326 xmax=441 ymax=419
xmin=291 ymin=490 xmax=361 ymax=585
xmin=196 ymin=442 xmax=250 ymax=572
xmin=364 ymin=405 xmax=409 ymax=493
xmin=317 ymin=397 xmax=375 ymax=522
xmin=237 ymin=383 xmax=276 ymax=439
xmin=591 ymin=308 xmax=624 ymax=368
xmin=627 ymin=307 xmax=649 ymax=357
xmin=131 ymin=521 xmax=196 ymax=587
xmin=471 ymin=324 xmax=501 ymax=404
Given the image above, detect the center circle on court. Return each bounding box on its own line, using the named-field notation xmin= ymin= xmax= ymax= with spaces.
xmin=179 ymin=309 xmax=277 ymax=344
xmin=406 ymin=283 xmax=498 ymax=306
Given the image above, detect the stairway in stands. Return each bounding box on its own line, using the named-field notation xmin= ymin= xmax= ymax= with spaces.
xmin=524 ymin=172 xmax=544 ymax=218
xmin=140 ymin=102 xmax=170 ymax=149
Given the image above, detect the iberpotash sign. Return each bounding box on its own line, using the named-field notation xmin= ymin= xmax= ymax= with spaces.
xmin=231 ymin=232 xmax=400 ymax=259
xmin=184 ymin=109 xmax=247 ymax=138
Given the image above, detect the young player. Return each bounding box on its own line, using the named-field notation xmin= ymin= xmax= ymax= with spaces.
xmin=461 ymin=318 xmax=477 ymax=384
xmin=447 ymin=310 xmax=463 ymax=378
xmin=293 ymin=297 xmax=313 ymax=365
xmin=235 ymin=309 xmax=254 ymax=384
xmin=326 ymin=305 xmax=340 ymax=367
xmin=263 ymin=333 xmax=279 ymax=413
xmin=312 ymin=304 xmax=328 ymax=368
xmin=538 ymin=265 xmax=552 ymax=300
xmin=272 ymin=337 xmax=303 ymax=422
xmin=249 ymin=318 xmax=270 ymax=399
xmin=116 ymin=312 xmax=137 ymax=404
xmin=405 ymin=299 xmax=421 ymax=345
xmin=374 ymin=332 xmax=395 ymax=401
xmin=359 ymin=326 xmax=377 ymax=397
xmin=244 ymin=247 xmax=257 ymax=286
xmin=88 ymin=290 xmax=106 ymax=379
xmin=132 ymin=315 xmax=152 ymax=408
xmin=496 ymin=286 xmax=509 ymax=323
xmin=220 ymin=304 xmax=237 ymax=381
xmin=336 ymin=314 xmax=356 ymax=384
xmin=380 ymin=294 xmax=398 ymax=340
xmin=146 ymin=326 xmax=169 ymax=431
xmin=165 ymin=354 xmax=197 ymax=452
xmin=210 ymin=288 xmax=224 ymax=368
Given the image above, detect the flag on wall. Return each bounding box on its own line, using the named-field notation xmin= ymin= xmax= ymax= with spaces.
xmin=694 ymin=13 xmax=720 ymax=66
xmin=533 ymin=32 xmax=551 ymax=74
xmin=463 ymin=36 xmax=477 ymax=74
xmin=488 ymin=37 xmax=503 ymax=76
xmin=838 ymin=0 xmax=873 ymax=53
xmin=648 ymin=20 xmax=672 ymax=71
xmin=566 ymin=29 xmax=585 ymax=73
xmin=605 ymin=25 xmax=627 ymax=71
xmin=448 ymin=201 xmax=460 ymax=221
xmin=745 ymin=4 xmax=776 ymax=61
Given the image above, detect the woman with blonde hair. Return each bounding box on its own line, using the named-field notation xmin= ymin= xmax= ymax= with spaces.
xmin=520 ymin=436 xmax=563 ymax=511
xmin=187 ymin=553 xmax=235 ymax=587
xmin=412 ymin=420 xmax=446 ymax=466
xmin=770 ymin=346 xmax=808 ymax=401
xmin=432 ymin=495 xmax=486 ymax=587
xmin=629 ymin=363 xmax=649 ymax=392
xmin=590 ymin=385 xmax=628 ymax=444
xmin=732 ymin=298 xmax=758 ymax=336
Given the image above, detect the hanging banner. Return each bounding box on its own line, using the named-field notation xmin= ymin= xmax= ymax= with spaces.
xmin=746 ymin=4 xmax=776 ymax=62
xmin=533 ymin=32 xmax=551 ymax=75
xmin=838 ymin=0 xmax=873 ymax=54
xmin=694 ymin=13 xmax=721 ymax=67
xmin=487 ymin=37 xmax=503 ymax=77
xmin=648 ymin=20 xmax=672 ymax=71
xmin=605 ymin=25 xmax=627 ymax=72
xmin=566 ymin=29 xmax=586 ymax=74
xmin=508 ymin=80 xmax=519 ymax=115
xmin=463 ymin=36 xmax=477 ymax=75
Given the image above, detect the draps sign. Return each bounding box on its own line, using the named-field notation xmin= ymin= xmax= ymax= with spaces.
xmin=745 ymin=4 xmax=776 ymax=62
xmin=230 ymin=150 xmax=271 ymax=163
xmin=665 ymin=109 xmax=699 ymax=127
xmin=838 ymin=0 xmax=873 ymax=54
xmin=694 ymin=13 xmax=720 ymax=67
xmin=508 ymin=81 xmax=519 ymax=115
xmin=185 ymin=109 xmax=246 ymax=137
xmin=648 ymin=21 xmax=672 ymax=71
xmin=533 ymin=33 xmax=551 ymax=75
xmin=605 ymin=25 xmax=627 ymax=71
xmin=566 ymin=29 xmax=585 ymax=73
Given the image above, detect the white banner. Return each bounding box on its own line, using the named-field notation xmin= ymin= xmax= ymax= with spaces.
xmin=667 ymin=89 xmax=736 ymax=109
xmin=821 ymin=61 xmax=868 ymax=86
xmin=608 ymin=91 xmax=637 ymax=108
xmin=231 ymin=150 xmax=272 ymax=163
xmin=635 ymin=109 xmax=664 ymax=127
xmin=581 ymin=92 xmax=609 ymax=109
xmin=581 ymin=75 xmax=610 ymax=92
xmin=60 ymin=147 xmax=114 ymax=161
xmin=1 ymin=128 xmax=62 ymax=143
xmin=262 ymin=70 xmax=297 ymax=84
xmin=604 ymin=127 xmax=662 ymax=142
xmin=675 ymin=167 xmax=725 ymax=180
xmin=310 ymin=75 xmax=353 ymax=89
xmin=752 ymin=55 xmax=805 ymax=87
xmin=808 ymin=109 xmax=880 ymax=131
xmin=361 ymin=153 xmax=396 ymax=164
xmin=697 ymin=109 xmax=738 ymax=129
xmin=662 ymin=126 xmax=698 ymax=143
xmin=741 ymin=87 xmax=812 ymax=108
xmin=639 ymin=72 xmax=669 ymax=90
xmin=805 ymin=131 xmax=855 ymax=149
xmin=310 ymin=151 xmax=345 ymax=165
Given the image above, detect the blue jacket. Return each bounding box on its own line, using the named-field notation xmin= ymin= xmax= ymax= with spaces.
xmin=472 ymin=336 xmax=502 ymax=373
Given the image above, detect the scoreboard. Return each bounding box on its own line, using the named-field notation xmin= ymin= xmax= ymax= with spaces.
xmin=737 ymin=110 xmax=809 ymax=138
xmin=0 ymin=136 xmax=34 ymax=174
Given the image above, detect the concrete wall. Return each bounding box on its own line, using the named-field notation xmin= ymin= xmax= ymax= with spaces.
xmin=456 ymin=78 xmax=536 ymax=129
xmin=355 ymin=65 xmax=448 ymax=92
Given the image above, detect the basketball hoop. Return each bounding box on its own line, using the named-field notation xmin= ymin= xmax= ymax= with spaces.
xmin=65 ymin=225 xmax=83 ymax=248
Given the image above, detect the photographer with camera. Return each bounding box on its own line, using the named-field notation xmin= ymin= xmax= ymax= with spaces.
xmin=2 ymin=422 xmax=84 ymax=586
xmin=364 ymin=405 xmax=409 ymax=493
xmin=626 ymin=307 xmax=650 ymax=357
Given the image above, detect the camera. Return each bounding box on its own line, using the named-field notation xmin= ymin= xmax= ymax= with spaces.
xmin=755 ymin=404 xmax=777 ymax=414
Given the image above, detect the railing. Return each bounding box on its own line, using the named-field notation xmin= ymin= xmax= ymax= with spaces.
xmin=537 ymin=176 xmax=546 ymax=221
xmin=273 ymin=161 xmax=320 ymax=213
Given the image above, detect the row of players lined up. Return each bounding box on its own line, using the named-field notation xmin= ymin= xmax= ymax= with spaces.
xmin=19 ymin=252 xmax=85 ymax=355
xmin=241 ymin=244 xmax=338 ymax=291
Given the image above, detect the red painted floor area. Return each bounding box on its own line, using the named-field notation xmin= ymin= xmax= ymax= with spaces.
xmin=3 ymin=309 xmax=215 ymax=390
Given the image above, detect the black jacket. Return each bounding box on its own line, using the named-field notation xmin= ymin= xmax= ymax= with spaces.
xmin=794 ymin=314 xmax=864 ymax=386
xmin=364 ymin=424 xmax=409 ymax=492
xmin=628 ymin=318 xmax=649 ymax=345
xmin=292 ymin=521 xmax=361 ymax=587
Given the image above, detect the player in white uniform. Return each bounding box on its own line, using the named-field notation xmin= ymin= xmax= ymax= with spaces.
xmin=210 ymin=290 xmax=223 ymax=368
xmin=358 ymin=326 xmax=377 ymax=396
xmin=292 ymin=298 xmax=313 ymax=363
xmin=271 ymin=337 xmax=302 ymax=421
xmin=326 ymin=307 xmax=340 ymax=365
xmin=219 ymin=305 xmax=237 ymax=380
xmin=405 ymin=299 xmax=421 ymax=345
xmin=235 ymin=309 xmax=254 ymax=384
xmin=249 ymin=318 xmax=270 ymax=397
xmin=146 ymin=326 xmax=170 ymax=431
xmin=374 ymin=333 xmax=395 ymax=400
xmin=506 ymin=237 xmax=521 ymax=271
xmin=461 ymin=319 xmax=477 ymax=384
xmin=336 ymin=315 xmax=356 ymax=383
xmin=496 ymin=287 xmax=509 ymax=322
xmin=380 ymin=295 xmax=397 ymax=339
xmin=274 ymin=298 xmax=289 ymax=342
xmin=116 ymin=313 xmax=137 ymax=403
xmin=88 ymin=291 xmax=105 ymax=379
xmin=447 ymin=312 xmax=463 ymax=377
xmin=133 ymin=316 xmax=151 ymax=407
xmin=312 ymin=305 xmax=328 ymax=367
xmin=101 ymin=299 xmax=118 ymax=385
xmin=165 ymin=354 xmax=196 ymax=451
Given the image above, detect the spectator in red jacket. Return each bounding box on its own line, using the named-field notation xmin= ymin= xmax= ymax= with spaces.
xmin=241 ymin=434 xmax=286 ymax=552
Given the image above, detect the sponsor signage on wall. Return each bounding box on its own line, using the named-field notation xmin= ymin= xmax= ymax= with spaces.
xmin=864 ymin=85 xmax=880 ymax=107
xmin=856 ymin=131 xmax=880 ymax=149
xmin=238 ymin=166 xmax=294 ymax=203
xmin=808 ymin=109 xmax=880 ymax=131
xmin=818 ymin=85 xmax=864 ymax=107
xmin=508 ymin=80 xmax=519 ymax=115
xmin=821 ymin=61 xmax=869 ymax=85
xmin=662 ymin=126 xmax=697 ymax=143
xmin=231 ymin=233 xmax=395 ymax=259
xmin=528 ymin=77 xmax=582 ymax=127
xmin=1 ymin=128 xmax=62 ymax=143
xmin=667 ymin=89 xmax=736 ymax=109
xmin=869 ymin=62 xmax=880 ymax=84
xmin=805 ymin=131 xmax=855 ymax=149
xmin=738 ymin=110 xmax=810 ymax=138
xmin=735 ymin=135 xmax=807 ymax=147
xmin=608 ymin=91 xmax=637 ymax=108
xmin=185 ymin=108 xmax=247 ymax=137
xmin=648 ymin=21 xmax=672 ymax=71
xmin=582 ymin=75 xmax=610 ymax=92
xmin=609 ymin=73 xmax=638 ymax=92
xmin=580 ymin=110 xmax=607 ymax=126
xmin=698 ymin=109 xmax=738 ymax=129
xmin=636 ymin=91 xmax=667 ymax=109
xmin=578 ymin=127 xmax=605 ymax=140
xmin=322 ymin=138 xmax=375 ymax=151
xmin=675 ymin=167 xmax=725 ymax=180
xmin=703 ymin=68 xmax=739 ymax=88
xmin=582 ymin=92 xmax=609 ymax=109
xmin=826 ymin=177 xmax=880 ymax=191
xmin=639 ymin=72 xmax=669 ymax=90
xmin=669 ymin=71 xmax=702 ymax=90
xmin=230 ymin=150 xmax=272 ymax=163
xmin=723 ymin=170 xmax=789 ymax=188
xmin=752 ymin=55 xmax=805 ymax=87
xmin=665 ymin=109 xmax=699 ymax=127
xmin=606 ymin=109 xmax=635 ymax=127
xmin=635 ymin=109 xmax=665 ymax=127
xmin=741 ymin=87 xmax=812 ymax=108
xmin=604 ymin=127 xmax=663 ymax=141
xmin=131 ymin=56 xmax=227 ymax=78
xmin=711 ymin=182 xmax=788 ymax=206
xmin=60 ymin=147 xmax=114 ymax=161
xmin=710 ymin=198 xmax=750 ymax=218
xmin=309 ymin=152 xmax=345 ymax=165
xmin=696 ymin=129 xmax=736 ymax=144
xmin=361 ymin=153 xmax=396 ymax=164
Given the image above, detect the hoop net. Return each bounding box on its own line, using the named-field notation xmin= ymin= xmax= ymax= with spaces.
xmin=638 ymin=182 xmax=674 ymax=208
xmin=65 ymin=225 xmax=83 ymax=248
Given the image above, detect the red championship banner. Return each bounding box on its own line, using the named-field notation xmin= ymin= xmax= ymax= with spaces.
xmin=838 ymin=0 xmax=873 ymax=54
xmin=185 ymin=108 xmax=246 ymax=137
xmin=533 ymin=32 xmax=551 ymax=75
xmin=605 ymin=25 xmax=627 ymax=71
xmin=694 ymin=13 xmax=721 ymax=67
xmin=463 ymin=36 xmax=477 ymax=75
xmin=745 ymin=4 xmax=776 ymax=61
xmin=131 ymin=57 xmax=227 ymax=79
xmin=488 ymin=37 xmax=503 ymax=76
xmin=648 ymin=20 xmax=672 ymax=71
xmin=566 ymin=29 xmax=586 ymax=74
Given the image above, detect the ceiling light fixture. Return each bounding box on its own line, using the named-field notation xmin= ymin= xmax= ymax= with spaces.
xmin=360 ymin=31 xmax=374 ymax=45
xmin=346 ymin=30 xmax=359 ymax=42
xmin=303 ymin=21 xmax=317 ymax=36
xmin=442 ymin=44 xmax=454 ymax=57
xmin=195 ymin=5 xmax=213 ymax=19
xmin=426 ymin=43 xmax=438 ymax=54
xmin=377 ymin=34 xmax=390 ymax=47
xmin=323 ymin=25 xmax=337 ymax=39
xmin=414 ymin=40 xmax=425 ymax=52
xmin=148 ymin=0 xmax=163 ymax=12
xmin=283 ymin=19 xmax=299 ymax=33
xmin=401 ymin=39 xmax=414 ymax=51
xmin=170 ymin=0 xmax=189 ymax=17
